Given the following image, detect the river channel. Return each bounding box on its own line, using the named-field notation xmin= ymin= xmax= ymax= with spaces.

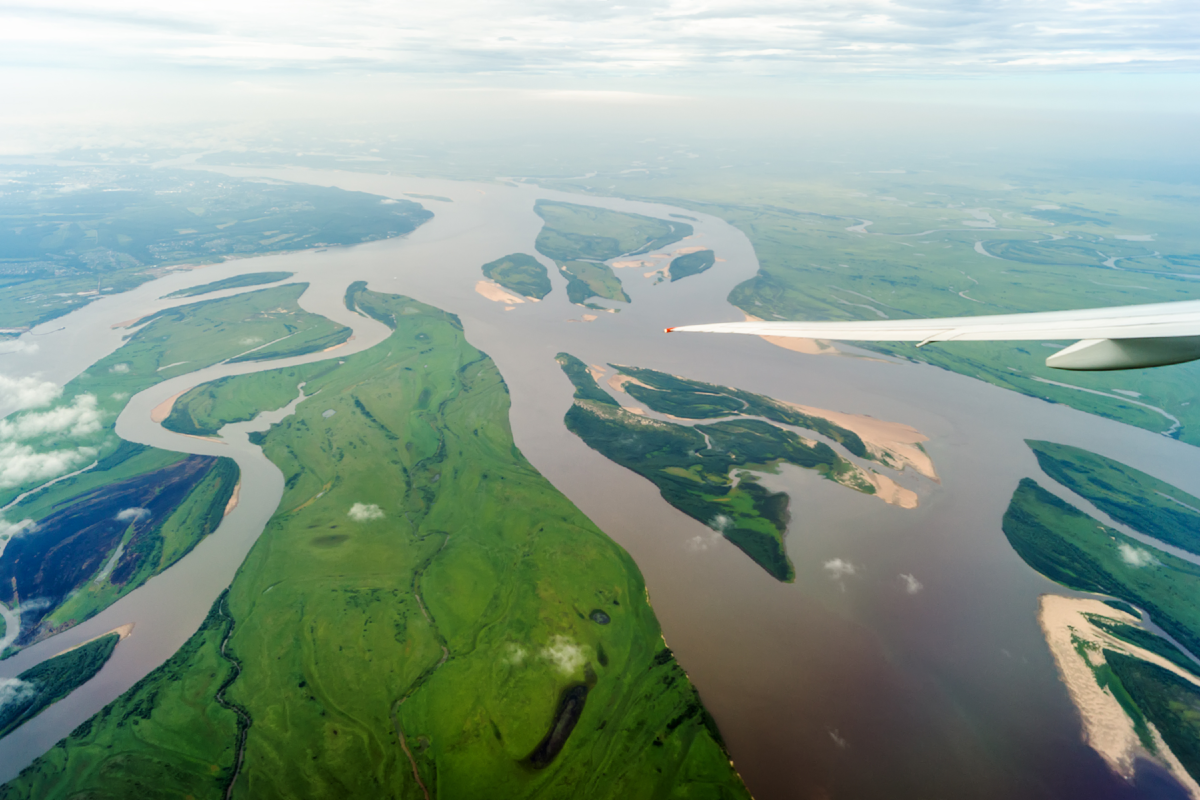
xmin=2 ymin=167 xmax=1198 ymax=799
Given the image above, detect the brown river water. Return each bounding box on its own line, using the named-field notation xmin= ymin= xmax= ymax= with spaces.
xmin=1 ymin=167 xmax=1198 ymax=799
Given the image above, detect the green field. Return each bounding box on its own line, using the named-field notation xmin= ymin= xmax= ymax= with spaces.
xmin=1 ymin=289 xmax=748 ymax=799
xmin=481 ymin=254 xmax=552 ymax=300
xmin=0 ymin=165 xmax=430 ymax=330
xmin=533 ymin=201 xmax=692 ymax=305
xmin=537 ymin=166 xmax=1200 ymax=443
xmin=1027 ymin=440 xmax=1200 ymax=555
xmin=669 ymin=250 xmax=716 ymax=282
xmin=557 ymin=354 xmax=886 ymax=582
xmin=165 ymin=272 xmax=293 ymax=298
xmin=1001 ymin=478 xmax=1200 ymax=666
xmin=1105 ymin=652 xmax=1200 ymax=782
xmin=0 ymin=634 xmax=119 ymax=739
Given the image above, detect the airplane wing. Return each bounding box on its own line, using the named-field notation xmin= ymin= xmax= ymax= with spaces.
xmin=666 ymin=299 xmax=1200 ymax=371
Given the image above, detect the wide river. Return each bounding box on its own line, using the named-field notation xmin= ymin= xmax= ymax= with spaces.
xmin=2 ymin=168 xmax=1197 ymax=799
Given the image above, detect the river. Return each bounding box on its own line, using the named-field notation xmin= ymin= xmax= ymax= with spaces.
xmin=2 ymin=167 xmax=1198 ymax=799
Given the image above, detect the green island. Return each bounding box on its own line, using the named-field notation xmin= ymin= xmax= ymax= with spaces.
xmin=480 ymin=253 xmax=552 ymax=300
xmin=1 ymin=288 xmax=748 ymax=799
xmin=164 ymin=271 xmax=293 ymax=299
xmin=1103 ymin=652 xmax=1200 ymax=778
xmin=538 ymin=165 xmax=1200 ymax=444
xmin=1002 ymin=478 xmax=1200 ymax=658
xmin=669 ymin=250 xmax=716 ymax=282
xmin=557 ymin=354 xmax=889 ymax=582
xmin=0 ymin=166 xmax=430 ymax=330
xmin=533 ymin=201 xmax=692 ymax=305
xmin=0 ymin=633 xmax=120 ymax=739
xmin=1028 ymin=440 xmax=1200 ymax=555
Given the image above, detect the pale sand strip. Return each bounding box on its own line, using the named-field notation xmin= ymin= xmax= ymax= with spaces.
xmin=474 ymin=280 xmax=533 ymax=305
xmin=151 ymin=391 xmax=186 ymax=423
xmin=855 ymin=468 xmax=918 ymax=509
xmin=224 ymin=480 xmax=241 ymax=516
xmin=1039 ymin=595 xmax=1200 ymax=798
xmin=322 ymin=334 xmax=356 ymax=353
xmin=53 ymin=623 xmax=135 ymax=658
xmin=110 ymin=316 xmax=145 ymax=330
xmin=780 ymin=400 xmax=938 ymax=482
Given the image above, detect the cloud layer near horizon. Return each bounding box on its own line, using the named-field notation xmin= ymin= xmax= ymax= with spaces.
xmin=2 ymin=0 xmax=1196 ymax=78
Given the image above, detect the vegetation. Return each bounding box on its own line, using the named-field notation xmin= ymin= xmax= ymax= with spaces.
xmin=480 ymin=254 xmax=552 ymax=300
xmin=1105 ymin=651 xmax=1200 ymax=784
xmin=1001 ymin=478 xmax=1200 ymax=665
xmin=0 ymin=165 xmax=430 ymax=329
xmin=1027 ymin=440 xmax=1200 ymax=555
xmin=165 ymin=272 xmax=293 ymax=298
xmin=557 ymin=355 xmax=885 ymax=582
xmin=669 ymin=250 xmax=715 ymax=282
xmin=1085 ymin=615 xmax=1200 ymax=679
xmin=3 ymin=291 xmax=748 ymax=799
xmin=533 ymin=201 xmax=692 ymax=305
xmin=0 ymin=634 xmax=119 ymax=739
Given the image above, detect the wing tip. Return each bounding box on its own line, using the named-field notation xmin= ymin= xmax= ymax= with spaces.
xmin=664 ymin=327 xmax=675 ymax=333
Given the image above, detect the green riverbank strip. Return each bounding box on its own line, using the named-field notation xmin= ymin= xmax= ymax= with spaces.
xmin=0 ymin=634 xmax=119 ymax=739
xmin=1002 ymin=478 xmax=1200 ymax=783
xmin=534 ymin=201 xmax=692 ymax=305
xmin=165 ymin=272 xmax=293 ymax=299
xmin=669 ymin=250 xmax=715 ymax=282
xmin=2 ymin=289 xmax=748 ymax=799
xmin=556 ymin=354 xmax=881 ymax=582
xmin=1028 ymin=440 xmax=1200 ymax=555
xmin=481 ymin=254 xmax=551 ymax=300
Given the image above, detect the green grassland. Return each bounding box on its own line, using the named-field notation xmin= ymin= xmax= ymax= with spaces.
xmin=0 ymin=165 xmax=430 ymax=330
xmin=2 ymin=290 xmax=748 ymax=799
xmin=1001 ymin=478 xmax=1200 ymax=665
xmin=165 ymin=272 xmax=294 ymax=299
xmin=538 ymin=166 xmax=1200 ymax=443
xmin=0 ymin=596 xmax=242 ymax=799
xmin=1027 ymin=440 xmax=1200 ymax=555
xmin=0 ymin=283 xmax=348 ymax=509
xmin=1085 ymin=615 xmax=1200 ymax=679
xmin=557 ymin=354 xmax=882 ymax=582
xmin=0 ymin=634 xmax=119 ymax=739
xmin=669 ymin=250 xmax=716 ymax=282
xmin=1105 ymin=651 xmax=1200 ymax=783
xmin=481 ymin=254 xmax=552 ymax=300
xmin=533 ymin=201 xmax=692 ymax=305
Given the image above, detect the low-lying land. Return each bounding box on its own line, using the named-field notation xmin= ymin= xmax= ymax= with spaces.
xmin=1028 ymin=440 xmax=1200 ymax=555
xmin=164 ymin=272 xmax=293 ymax=299
xmin=0 ymin=165 xmax=430 ymax=329
xmin=668 ymin=249 xmax=715 ymax=282
xmin=1 ymin=289 xmax=749 ymax=799
xmin=556 ymin=355 xmax=916 ymax=581
xmin=0 ymin=633 xmax=120 ymax=739
xmin=480 ymin=254 xmax=551 ymax=300
xmin=533 ymin=201 xmax=692 ymax=305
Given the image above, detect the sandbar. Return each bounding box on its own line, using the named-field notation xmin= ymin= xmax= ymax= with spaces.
xmin=779 ymin=399 xmax=938 ymax=481
xmin=53 ymin=622 xmax=135 ymax=658
xmin=1038 ymin=595 xmax=1200 ymax=797
xmin=151 ymin=391 xmax=186 ymax=423
xmin=224 ymin=480 xmax=241 ymax=516
xmin=474 ymin=280 xmax=531 ymax=305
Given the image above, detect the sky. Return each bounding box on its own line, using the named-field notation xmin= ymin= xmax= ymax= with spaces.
xmin=1 ymin=1 xmax=1197 ymax=156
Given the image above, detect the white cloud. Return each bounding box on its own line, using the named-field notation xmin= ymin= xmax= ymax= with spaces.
xmin=0 ymin=340 xmax=37 ymax=357
xmin=0 ymin=394 xmax=102 ymax=441
xmin=108 ymin=363 xmax=130 ymax=374
xmin=899 ymin=573 xmax=924 ymax=594
xmin=541 ymin=635 xmax=588 ymax=676
xmin=0 ymin=442 xmax=97 ymax=489
xmin=115 ymin=507 xmax=150 ymax=522
xmin=824 ymin=558 xmax=857 ymax=580
xmin=347 ymin=502 xmax=384 ymax=522
xmin=0 ymin=678 xmax=36 ymax=713
xmin=504 ymin=643 xmax=527 ymax=665
xmin=0 ymin=373 xmax=61 ymax=414
xmin=1118 ymin=543 xmax=1159 ymax=568
xmin=709 ymin=514 xmax=732 ymax=532
xmin=0 ymin=516 xmax=36 ymax=540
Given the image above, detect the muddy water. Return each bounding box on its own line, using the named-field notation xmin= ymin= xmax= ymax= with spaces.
xmin=1 ymin=168 xmax=1197 ymax=798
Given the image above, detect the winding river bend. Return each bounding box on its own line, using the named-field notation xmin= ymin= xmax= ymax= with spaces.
xmin=2 ymin=168 xmax=1199 ymax=799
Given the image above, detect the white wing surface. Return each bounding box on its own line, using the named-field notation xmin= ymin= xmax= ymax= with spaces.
xmin=666 ymin=300 xmax=1200 ymax=371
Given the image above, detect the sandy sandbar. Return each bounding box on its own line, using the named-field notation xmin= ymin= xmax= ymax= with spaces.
xmin=53 ymin=622 xmax=135 ymax=658
xmin=151 ymin=391 xmax=186 ymax=423
xmin=224 ymin=480 xmax=241 ymax=516
xmin=475 ymin=280 xmax=532 ymax=305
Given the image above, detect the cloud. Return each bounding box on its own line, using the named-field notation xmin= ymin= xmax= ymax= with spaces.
xmin=0 ymin=442 xmax=97 ymax=489
xmin=0 ymin=516 xmax=36 ymax=540
xmin=709 ymin=514 xmax=732 ymax=532
xmin=1118 ymin=543 xmax=1159 ymax=568
xmin=823 ymin=558 xmax=857 ymax=580
xmin=108 ymin=363 xmax=130 ymax=374
xmin=0 ymin=373 xmax=61 ymax=414
xmin=0 ymin=678 xmax=36 ymax=714
xmin=504 ymin=643 xmax=527 ymax=665
xmin=899 ymin=573 xmax=923 ymax=594
xmin=347 ymin=502 xmax=384 ymax=522
xmin=0 ymin=341 xmax=38 ymax=357
xmin=115 ymin=507 xmax=150 ymax=522
xmin=0 ymin=394 xmax=103 ymax=441
xmin=541 ymin=635 xmax=588 ymax=676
